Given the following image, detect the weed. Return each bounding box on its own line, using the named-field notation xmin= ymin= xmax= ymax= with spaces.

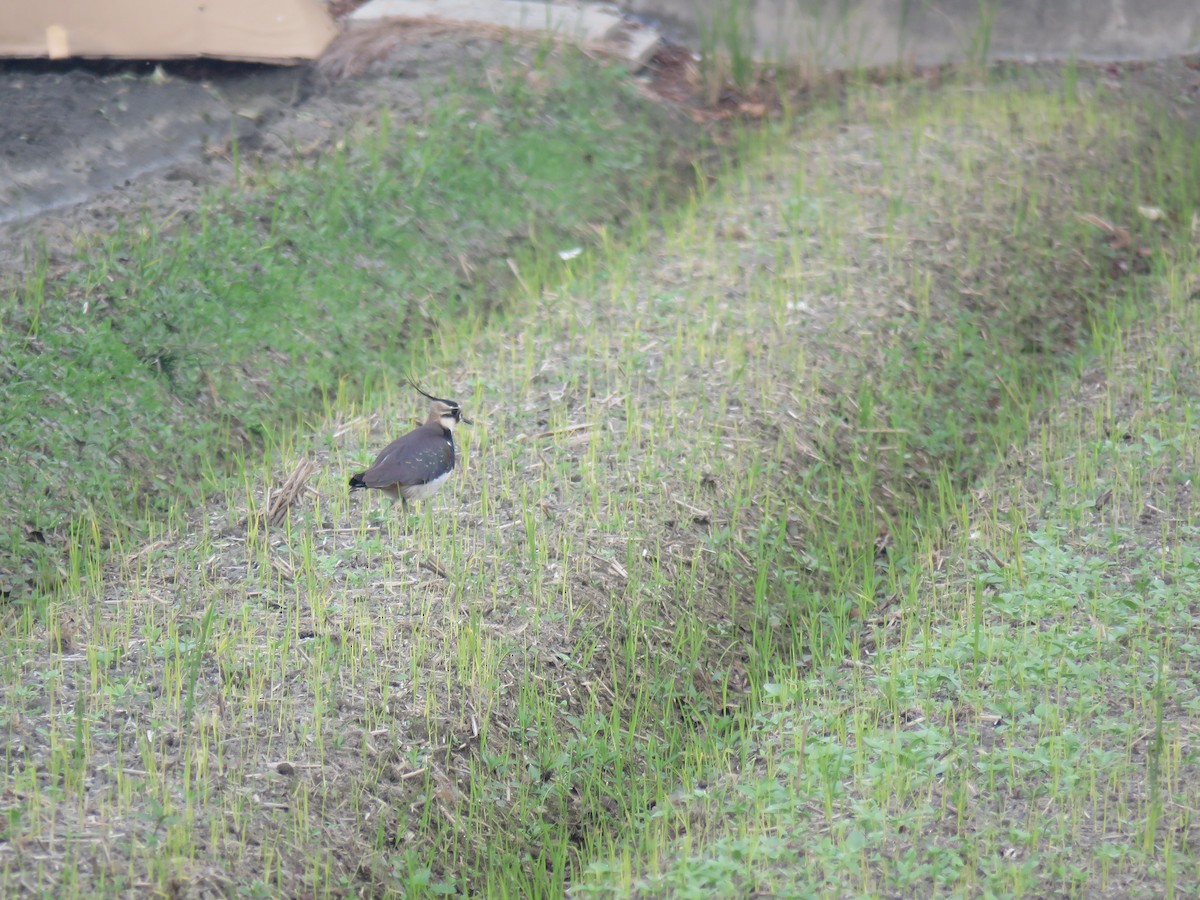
xmin=3 ymin=46 xmax=1199 ymax=900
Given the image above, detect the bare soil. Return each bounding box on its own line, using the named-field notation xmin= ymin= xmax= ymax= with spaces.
xmin=0 ymin=27 xmax=511 ymax=279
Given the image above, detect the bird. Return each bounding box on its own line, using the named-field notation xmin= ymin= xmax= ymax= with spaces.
xmin=349 ymin=381 xmax=471 ymax=513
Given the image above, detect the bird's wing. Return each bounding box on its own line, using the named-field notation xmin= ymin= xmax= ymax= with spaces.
xmin=360 ymin=429 xmax=454 ymax=488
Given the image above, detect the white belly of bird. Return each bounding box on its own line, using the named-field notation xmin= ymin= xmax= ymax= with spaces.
xmin=400 ymin=469 xmax=452 ymax=501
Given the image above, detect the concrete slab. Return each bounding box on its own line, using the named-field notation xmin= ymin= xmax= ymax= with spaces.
xmin=349 ymin=0 xmax=661 ymax=65
xmin=601 ymin=18 xmax=662 ymax=68
xmin=621 ymin=0 xmax=1200 ymax=68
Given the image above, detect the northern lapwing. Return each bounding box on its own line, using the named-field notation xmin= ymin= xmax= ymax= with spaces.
xmin=349 ymin=381 xmax=470 ymax=512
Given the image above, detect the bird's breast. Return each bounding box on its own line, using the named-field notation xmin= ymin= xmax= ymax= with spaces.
xmin=400 ymin=469 xmax=452 ymax=500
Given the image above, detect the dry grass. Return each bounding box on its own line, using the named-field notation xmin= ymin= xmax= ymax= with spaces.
xmin=264 ymin=458 xmax=321 ymax=528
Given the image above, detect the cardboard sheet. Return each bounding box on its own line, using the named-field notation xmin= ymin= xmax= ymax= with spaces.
xmin=0 ymin=0 xmax=338 ymax=62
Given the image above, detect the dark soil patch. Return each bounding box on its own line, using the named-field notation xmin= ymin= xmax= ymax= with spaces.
xmin=0 ymin=35 xmax=480 ymax=276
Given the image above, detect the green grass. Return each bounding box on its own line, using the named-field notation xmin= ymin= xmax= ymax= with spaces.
xmin=3 ymin=53 xmax=1199 ymax=898
xmin=0 ymin=46 xmax=700 ymax=601
xmin=574 ymin=76 xmax=1200 ymax=896
xmin=584 ymin=255 xmax=1200 ymax=897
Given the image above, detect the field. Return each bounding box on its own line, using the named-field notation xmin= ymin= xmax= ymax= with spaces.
xmin=2 ymin=35 xmax=1200 ymax=898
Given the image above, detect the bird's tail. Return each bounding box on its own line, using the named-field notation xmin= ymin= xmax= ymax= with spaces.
xmin=348 ymin=473 xmax=368 ymax=490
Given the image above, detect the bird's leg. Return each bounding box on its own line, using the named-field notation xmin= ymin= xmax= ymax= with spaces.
xmin=396 ymin=496 xmax=416 ymax=530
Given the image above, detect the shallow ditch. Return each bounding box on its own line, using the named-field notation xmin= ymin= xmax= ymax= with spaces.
xmin=530 ymin=72 xmax=1195 ymax=894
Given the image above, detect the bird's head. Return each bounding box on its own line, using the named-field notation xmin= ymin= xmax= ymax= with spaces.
xmin=411 ymin=380 xmax=472 ymax=430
